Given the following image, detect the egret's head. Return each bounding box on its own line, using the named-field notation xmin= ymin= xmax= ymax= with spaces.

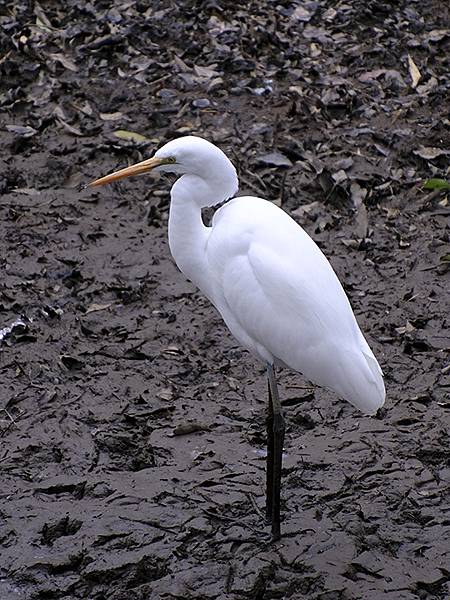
xmin=155 ymin=136 xmax=230 ymax=177
xmin=88 ymin=135 xmax=237 ymax=190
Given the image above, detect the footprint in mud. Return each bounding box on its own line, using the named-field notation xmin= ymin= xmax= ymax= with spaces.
xmin=93 ymin=429 xmax=169 ymax=472
xmin=40 ymin=515 xmax=83 ymax=547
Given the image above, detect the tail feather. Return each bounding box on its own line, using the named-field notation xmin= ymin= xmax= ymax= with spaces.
xmin=335 ymin=346 xmax=385 ymax=415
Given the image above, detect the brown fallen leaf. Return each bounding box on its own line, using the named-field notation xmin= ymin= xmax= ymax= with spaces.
xmin=193 ymin=64 xmax=220 ymax=79
xmin=86 ymin=302 xmax=113 ymax=314
xmin=100 ymin=111 xmax=124 ymax=121
xmin=71 ymin=100 xmax=93 ymax=116
xmin=48 ymin=52 xmax=78 ymax=72
xmin=291 ymin=201 xmax=319 ymax=219
xmin=34 ymin=3 xmax=53 ymax=30
xmin=332 ymin=169 xmax=347 ymax=184
xmin=407 ymin=54 xmax=421 ymax=89
xmin=385 ymin=207 xmax=400 ymax=220
xmin=395 ymin=321 xmax=416 ymax=335
xmin=0 ymin=50 xmax=12 ymax=66
xmin=423 ymin=29 xmax=450 ymax=43
xmin=57 ymin=118 xmax=83 ymax=136
xmin=413 ymin=146 xmax=449 ymax=160
xmin=173 ymin=55 xmax=191 ymax=73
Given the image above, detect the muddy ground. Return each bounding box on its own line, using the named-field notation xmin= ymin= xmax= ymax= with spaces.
xmin=1 ymin=1 xmax=449 ymax=599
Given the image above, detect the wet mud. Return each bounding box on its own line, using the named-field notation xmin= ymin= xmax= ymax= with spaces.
xmin=1 ymin=1 xmax=449 ymax=598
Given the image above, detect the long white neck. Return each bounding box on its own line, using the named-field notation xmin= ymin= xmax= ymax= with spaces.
xmin=168 ymin=170 xmax=238 ymax=301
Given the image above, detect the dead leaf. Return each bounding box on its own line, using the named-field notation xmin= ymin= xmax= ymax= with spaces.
xmin=355 ymin=202 xmax=368 ymax=239
xmin=113 ymin=130 xmax=149 ymax=143
xmin=414 ymin=146 xmax=449 ymax=160
xmin=86 ymin=302 xmax=113 ymax=314
xmin=71 ymin=101 xmax=93 ymax=116
xmin=416 ymin=77 xmax=438 ymax=95
xmin=5 ymin=125 xmax=38 ymax=137
xmin=423 ymin=29 xmax=450 ymax=43
xmin=323 ymin=8 xmax=337 ymax=21
xmin=193 ymin=64 xmax=220 ymax=79
xmin=407 ymin=54 xmax=421 ymax=88
xmin=395 ymin=321 xmax=416 ymax=335
xmin=34 ymin=3 xmax=53 ymax=29
xmin=359 ymin=69 xmax=406 ymax=87
xmin=292 ymin=201 xmax=319 ymax=219
xmin=385 ymin=207 xmax=400 ymax=220
xmin=173 ymin=55 xmax=191 ymax=73
xmin=57 ymin=119 xmax=83 ymax=136
xmin=100 ymin=112 xmax=124 ymax=121
xmin=332 ymin=169 xmax=347 ymax=184
xmin=256 ymin=152 xmax=293 ymax=167
xmin=207 ymin=77 xmax=223 ymax=92
xmin=350 ymin=182 xmax=367 ymax=208
xmin=291 ymin=6 xmax=312 ymax=21
xmin=48 ymin=53 xmax=78 ymax=72
xmin=53 ymin=105 xmax=68 ymax=121
xmin=341 ymin=238 xmax=360 ymax=249
xmin=0 ymin=50 xmax=11 ymax=66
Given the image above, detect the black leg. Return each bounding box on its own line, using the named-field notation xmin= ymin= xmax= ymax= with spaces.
xmin=266 ymin=363 xmax=285 ymax=540
xmin=266 ymin=375 xmax=274 ymax=521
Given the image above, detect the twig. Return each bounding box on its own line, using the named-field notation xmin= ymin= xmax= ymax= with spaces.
xmin=2 ymin=408 xmax=16 ymax=424
xmin=246 ymin=491 xmax=266 ymax=520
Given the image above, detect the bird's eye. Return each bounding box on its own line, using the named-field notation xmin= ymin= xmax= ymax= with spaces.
xmin=167 ymin=156 xmax=176 ymax=164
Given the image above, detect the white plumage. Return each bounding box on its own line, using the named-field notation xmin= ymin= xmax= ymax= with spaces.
xmin=90 ymin=134 xmax=386 ymax=538
xmin=156 ymin=136 xmax=385 ymax=415
xmin=91 ymin=135 xmax=385 ymax=413
xmin=206 ymin=197 xmax=384 ymax=413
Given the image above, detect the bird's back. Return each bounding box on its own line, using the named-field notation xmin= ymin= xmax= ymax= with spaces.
xmin=205 ymin=197 xmax=385 ymax=414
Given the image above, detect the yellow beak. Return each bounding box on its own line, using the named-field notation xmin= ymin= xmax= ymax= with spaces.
xmin=88 ymin=156 xmax=168 ymax=187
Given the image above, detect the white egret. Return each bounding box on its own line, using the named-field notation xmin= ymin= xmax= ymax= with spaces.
xmin=89 ymin=136 xmax=385 ymax=540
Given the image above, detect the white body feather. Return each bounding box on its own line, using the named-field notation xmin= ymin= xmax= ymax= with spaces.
xmin=208 ymin=197 xmax=384 ymax=413
xmin=158 ymin=136 xmax=385 ymax=415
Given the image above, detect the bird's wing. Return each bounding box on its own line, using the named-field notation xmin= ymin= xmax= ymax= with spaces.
xmin=207 ymin=197 xmax=385 ymax=414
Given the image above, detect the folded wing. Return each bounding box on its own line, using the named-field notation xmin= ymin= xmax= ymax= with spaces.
xmin=207 ymin=197 xmax=385 ymax=414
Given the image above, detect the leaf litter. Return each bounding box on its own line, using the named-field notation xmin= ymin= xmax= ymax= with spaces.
xmin=0 ymin=0 xmax=449 ymax=599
